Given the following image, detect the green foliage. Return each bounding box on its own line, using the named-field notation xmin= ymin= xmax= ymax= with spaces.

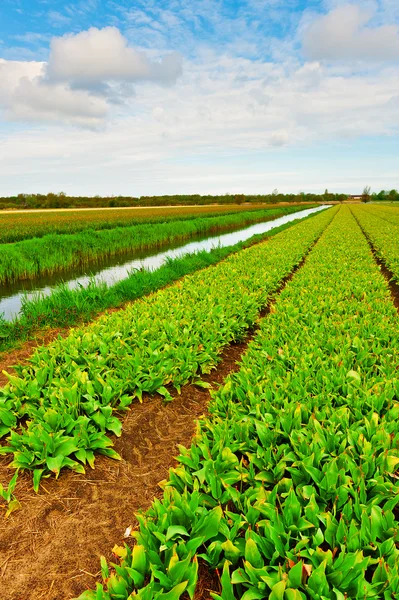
xmin=0 ymin=207 xmax=334 ymax=505
xmin=0 ymin=206 xmax=304 ymax=283
xmin=0 ymin=212 xmax=318 ymax=353
xmin=0 ymin=469 xmax=20 ymax=517
xmin=353 ymin=204 xmax=399 ymax=283
xmin=0 ymin=205 xmax=273 ymax=243
xmin=76 ymin=206 xmax=399 ymax=599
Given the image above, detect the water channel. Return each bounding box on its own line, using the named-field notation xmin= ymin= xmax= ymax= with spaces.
xmin=0 ymin=205 xmax=330 ymax=321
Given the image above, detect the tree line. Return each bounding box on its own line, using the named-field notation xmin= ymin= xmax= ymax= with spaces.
xmin=0 ymin=189 xmax=397 ymax=210
xmin=0 ymin=191 xmax=350 ymax=210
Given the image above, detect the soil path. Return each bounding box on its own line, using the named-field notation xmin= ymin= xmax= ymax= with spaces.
xmin=0 ymin=328 xmax=68 ymax=387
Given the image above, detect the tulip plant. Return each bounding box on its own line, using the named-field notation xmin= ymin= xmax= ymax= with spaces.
xmin=77 ymin=206 xmax=399 ymax=599
xmin=0 ymin=207 xmax=335 ymax=494
xmin=352 ymin=205 xmax=399 ymax=284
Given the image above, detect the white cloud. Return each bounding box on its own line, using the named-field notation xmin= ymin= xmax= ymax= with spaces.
xmin=0 ymin=59 xmax=108 ymax=128
xmin=46 ymin=27 xmax=183 ymax=87
xmin=10 ymin=79 xmax=108 ymax=128
xmin=0 ymin=27 xmax=183 ymax=128
xmin=2 ymin=51 xmax=398 ymax=153
xmin=0 ymin=3 xmax=398 ymax=195
xmin=302 ymin=4 xmax=399 ymax=61
xmin=270 ymin=131 xmax=290 ymax=146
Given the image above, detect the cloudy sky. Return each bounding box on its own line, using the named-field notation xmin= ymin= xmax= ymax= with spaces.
xmin=0 ymin=0 xmax=398 ymax=196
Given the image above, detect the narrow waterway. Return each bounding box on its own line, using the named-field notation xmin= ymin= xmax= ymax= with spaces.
xmin=0 ymin=205 xmax=330 ymax=321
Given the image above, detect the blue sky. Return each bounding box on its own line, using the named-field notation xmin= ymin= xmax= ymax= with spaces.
xmin=0 ymin=0 xmax=398 ymax=196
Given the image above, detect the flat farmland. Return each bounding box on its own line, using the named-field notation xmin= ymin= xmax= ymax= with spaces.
xmin=1 ymin=204 xmax=399 ymax=600
xmin=0 ymin=203 xmax=294 ymax=243
xmin=0 ymin=205 xmax=306 ymax=282
xmin=0 ymin=204 xmax=315 ymax=354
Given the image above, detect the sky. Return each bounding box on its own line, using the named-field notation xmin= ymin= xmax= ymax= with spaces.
xmin=0 ymin=0 xmax=398 ymax=196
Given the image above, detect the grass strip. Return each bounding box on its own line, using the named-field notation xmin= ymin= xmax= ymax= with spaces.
xmin=77 ymin=205 xmax=399 ymax=599
xmin=0 ymin=206 xmax=305 ymax=284
xmin=0 ymin=207 xmax=335 ymax=492
xmin=0 ymin=212 xmax=321 ymax=354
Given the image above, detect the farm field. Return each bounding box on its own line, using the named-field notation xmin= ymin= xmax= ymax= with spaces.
xmin=0 ymin=206 xmax=324 ymax=356
xmin=1 ymin=204 xmax=399 ymax=599
xmin=0 ymin=204 xmax=300 ymax=244
xmin=0 ymin=205 xmax=306 ymax=284
xmin=0 ymin=211 xmax=317 ymax=356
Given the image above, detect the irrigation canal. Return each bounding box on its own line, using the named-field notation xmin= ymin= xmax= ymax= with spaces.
xmin=0 ymin=205 xmax=330 ymax=321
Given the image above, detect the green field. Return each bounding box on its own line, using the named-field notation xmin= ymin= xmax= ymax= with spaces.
xmin=0 ymin=204 xmax=284 ymax=243
xmin=0 ymin=211 xmax=315 ymax=354
xmin=1 ymin=204 xmax=399 ymax=599
xmin=0 ymin=205 xmax=305 ymax=284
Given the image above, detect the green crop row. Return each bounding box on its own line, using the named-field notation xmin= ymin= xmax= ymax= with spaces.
xmin=352 ymin=206 xmax=399 ymax=282
xmin=0 ymin=215 xmax=312 ymax=354
xmin=361 ymin=205 xmax=399 ymax=227
xmin=76 ymin=205 xmax=399 ymax=600
xmin=0 ymin=206 xmax=304 ymax=284
xmin=0 ymin=207 xmax=335 ymax=494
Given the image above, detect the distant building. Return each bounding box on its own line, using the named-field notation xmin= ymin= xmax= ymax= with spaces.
xmin=347 ymin=195 xmax=363 ymax=201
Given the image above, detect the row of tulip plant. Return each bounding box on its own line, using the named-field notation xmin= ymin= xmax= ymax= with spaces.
xmin=352 ymin=206 xmax=399 ymax=282
xmin=359 ymin=205 xmax=399 ymax=227
xmin=0 ymin=207 xmax=335 ymax=494
xmin=77 ymin=205 xmax=399 ymax=599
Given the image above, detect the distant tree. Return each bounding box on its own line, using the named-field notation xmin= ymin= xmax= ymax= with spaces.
xmin=387 ymin=189 xmax=399 ymax=202
xmin=362 ymin=186 xmax=371 ymax=203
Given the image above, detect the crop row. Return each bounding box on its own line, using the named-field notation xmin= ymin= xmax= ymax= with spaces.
xmin=352 ymin=206 xmax=399 ymax=282
xmin=0 ymin=206 xmax=305 ymax=284
xmin=0 ymin=216 xmax=311 ymax=353
xmin=0 ymin=207 xmax=335 ymax=492
xmin=361 ymin=205 xmax=399 ymax=227
xmin=77 ymin=205 xmax=399 ymax=599
xmin=0 ymin=205 xmax=288 ymax=244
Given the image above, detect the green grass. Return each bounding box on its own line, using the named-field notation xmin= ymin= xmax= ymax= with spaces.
xmin=0 ymin=206 xmax=306 ymax=284
xmin=0 ymin=204 xmax=280 ymax=244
